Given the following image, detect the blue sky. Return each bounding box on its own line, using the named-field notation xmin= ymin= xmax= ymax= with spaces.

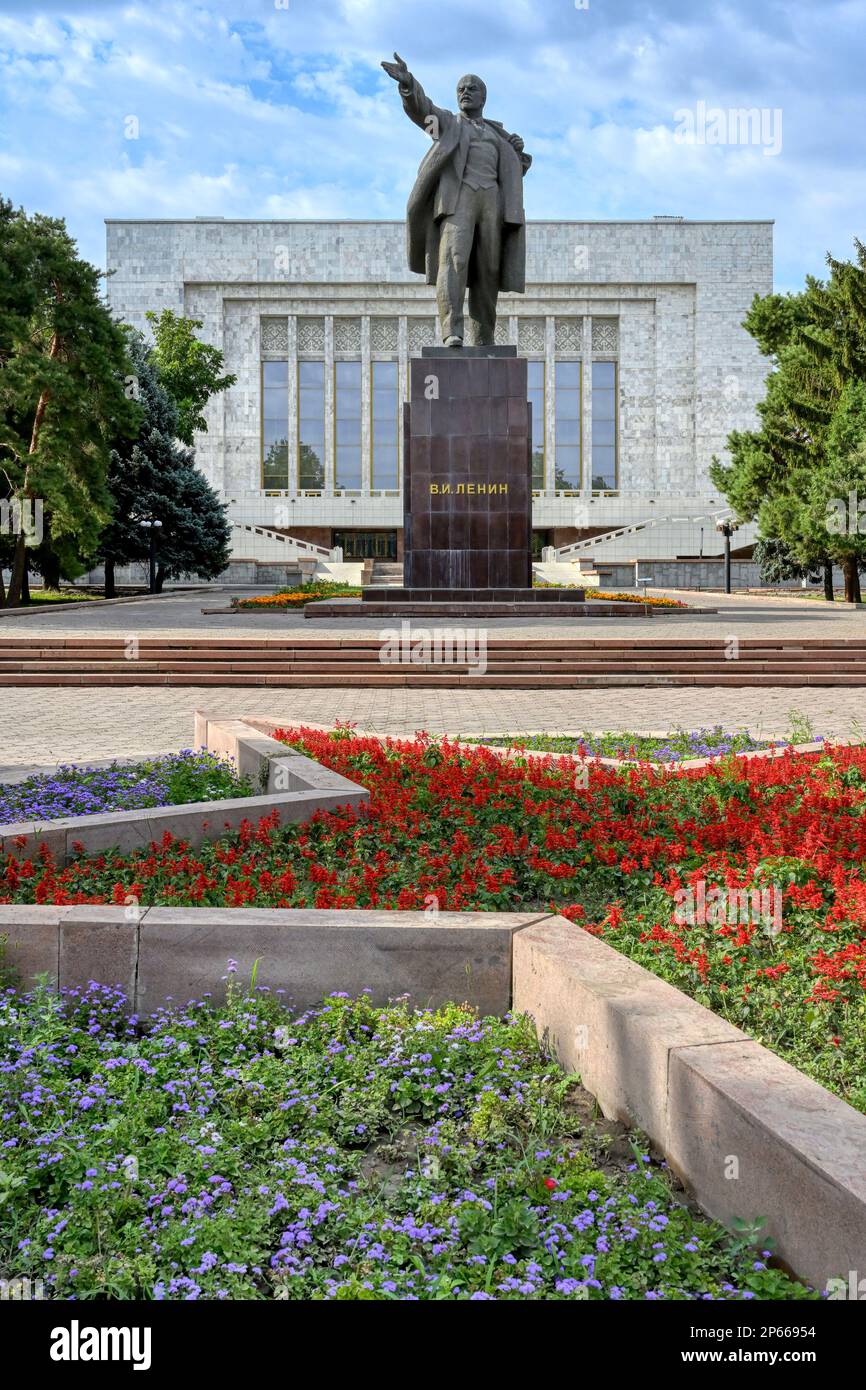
xmin=0 ymin=0 xmax=863 ymax=292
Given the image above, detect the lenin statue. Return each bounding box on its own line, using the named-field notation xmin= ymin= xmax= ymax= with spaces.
xmin=382 ymin=53 xmax=532 ymax=347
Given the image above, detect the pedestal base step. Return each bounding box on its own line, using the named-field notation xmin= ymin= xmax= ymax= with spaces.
xmin=361 ymin=587 xmax=586 ymax=604
xmin=306 ymin=598 xmax=646 ymax=619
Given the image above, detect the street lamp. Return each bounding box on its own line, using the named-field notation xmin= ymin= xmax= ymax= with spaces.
xmin=715 ymin=519 xmax=739 ymax=595
xmin=139 ymin=519 xmax=163 ymax=594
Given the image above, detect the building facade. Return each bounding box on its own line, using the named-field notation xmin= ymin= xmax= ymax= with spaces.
xmin=105 ymin=217 xmax=772 ymax=564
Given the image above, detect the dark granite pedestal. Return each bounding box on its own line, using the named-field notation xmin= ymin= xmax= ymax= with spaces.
xmin=310 ymin=344 xmax=644 ymax=621
xmin=402 ymin=345 xmax=534 ymax=592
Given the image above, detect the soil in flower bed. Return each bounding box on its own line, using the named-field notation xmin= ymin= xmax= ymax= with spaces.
xmin=466 ymin=727 xmax=795 ymax=762
xmin=3 ymin=729 xmax=866 ymax=1111
xmin=0 ymin=750 xmax=254 ymax=823
xmin=0 ymin=980 xmax=815 ymax=1301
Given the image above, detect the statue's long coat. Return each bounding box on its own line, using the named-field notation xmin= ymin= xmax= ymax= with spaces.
xmin=399 ymin=74 xmax=532 ymax=292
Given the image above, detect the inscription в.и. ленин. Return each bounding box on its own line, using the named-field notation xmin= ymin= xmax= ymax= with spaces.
xmin=429 ymin=482 xmax=509 ymax=494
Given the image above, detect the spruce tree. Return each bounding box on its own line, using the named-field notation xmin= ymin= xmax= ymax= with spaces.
xmin=101 ymin=331 xmax=231 ymax=594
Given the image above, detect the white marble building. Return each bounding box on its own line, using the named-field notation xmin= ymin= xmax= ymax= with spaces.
xmin=105 ymin=216 xmax=772 ymax=564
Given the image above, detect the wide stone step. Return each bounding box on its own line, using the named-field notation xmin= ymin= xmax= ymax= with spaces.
xmin=2 ymin=643 xmax=866 ymax=662
xmin=5 ymin=657 xmax=866 ymax=677
xmin=2 ymin=671 xmax=866 ymax=688
xmin=4 ymin=635 xmax=866 ymax=650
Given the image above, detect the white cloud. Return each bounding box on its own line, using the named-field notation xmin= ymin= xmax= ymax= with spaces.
xmin=0 ymin=0 xmax=862 ymax=290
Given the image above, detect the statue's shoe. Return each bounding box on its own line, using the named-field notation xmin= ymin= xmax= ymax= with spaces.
xmin=443 ymin=335 xmax=463 ymax=347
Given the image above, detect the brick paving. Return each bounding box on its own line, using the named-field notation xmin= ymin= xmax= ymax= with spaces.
xmin=0 ymin=589 xmax=863 ymax=773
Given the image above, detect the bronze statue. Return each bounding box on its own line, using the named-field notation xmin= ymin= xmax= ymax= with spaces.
xmin=382 ymin=53 xmax=531 ymax=347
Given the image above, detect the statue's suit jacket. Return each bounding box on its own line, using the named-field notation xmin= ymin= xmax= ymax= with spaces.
xmin=398 ymin=74 xmax=532 ymax=293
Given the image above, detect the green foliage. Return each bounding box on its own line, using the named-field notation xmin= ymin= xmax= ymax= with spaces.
xmin=0 ymin=201 xmax=140 ymax=604
xmin=101 ymin=330 xmax=231 ymax=590
xmin=145 ymin=308 xmax=236 ymax=446
xmin=0 ymin=988 xmax=817 ymax=1301
xmin=711 ymin=240 xmax=866 ymax=601
xmin=752 ymin=537 xmax=821 ymax=586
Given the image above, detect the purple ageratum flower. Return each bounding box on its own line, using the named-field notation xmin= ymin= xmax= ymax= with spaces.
xmin=0 ymin=750 xmax=249 ymax=824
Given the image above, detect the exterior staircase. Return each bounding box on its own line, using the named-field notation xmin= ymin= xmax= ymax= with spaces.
xmin=368 ymin=562 xmax=404 ymax=587
xmin=2 ymin=636 xmax=866 ymax=687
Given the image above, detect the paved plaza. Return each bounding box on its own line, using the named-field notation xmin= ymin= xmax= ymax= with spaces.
xmin=0 ymin=588 xmax=863 ymax=773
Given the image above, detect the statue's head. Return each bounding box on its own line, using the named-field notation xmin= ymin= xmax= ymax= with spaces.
xmin=456 ymin=73 xmax=487 ymax=116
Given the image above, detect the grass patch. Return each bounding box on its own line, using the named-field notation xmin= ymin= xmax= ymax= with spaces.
xmin=465 ymin=727 xmax=794 ymax=762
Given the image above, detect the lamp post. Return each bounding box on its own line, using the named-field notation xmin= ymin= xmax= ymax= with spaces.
xmin=139 ymin=519 xmax=163 ymax=594
xmin=716 ymin=519 xmax=738 ymax=595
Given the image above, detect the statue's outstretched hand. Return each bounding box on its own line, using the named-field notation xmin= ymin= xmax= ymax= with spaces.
xmin=381 ymin=53 xmax=410 ymax=83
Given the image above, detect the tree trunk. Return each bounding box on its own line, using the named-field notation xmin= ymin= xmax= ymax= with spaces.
xmin=823 ymin=562 xmax=834 ymax=601
xmin=104 ymin=556 xmax=116 ymax=599
xmin=39 ymin=545 xmax=61 ymax=591
xmin=0 ymin=562 xmax=6 ymax=607
xmin=155 ymin=562 xmax=166 ymax=594
xmin=20 ymin=557 xmax=30 ymax=605
xmin=842 ymin=557 xmax=862 ymax=604
xmin=5 ymin=530 xmax=28 ymax=607
xmin=8 ymin=327 xmax=60 ymax=607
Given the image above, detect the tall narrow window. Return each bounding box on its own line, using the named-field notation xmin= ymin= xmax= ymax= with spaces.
xmin=592 ymin=361 xmax=617 ymax=490
xmin=262 ymin=360 xmax=289 ymax=489
xmin=372 ymin=360 xmax=399 ymax=490
xmin=554 ymin=360 xmax=581 ymax=491
xmin=334 ymin=360 xmax=362 ymax=491
xmin=527 ymin=360 xmax=545 ymax=490
xmin=298 ymin=360 xmax=325 ymax=491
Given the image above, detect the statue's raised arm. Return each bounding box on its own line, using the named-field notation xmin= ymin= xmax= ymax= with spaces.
xmin=381 ymin=53 xmax=440 ymax=133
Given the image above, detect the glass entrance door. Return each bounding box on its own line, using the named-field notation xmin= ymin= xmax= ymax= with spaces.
xmin=333 ymin=530 xmax=398 ymax=560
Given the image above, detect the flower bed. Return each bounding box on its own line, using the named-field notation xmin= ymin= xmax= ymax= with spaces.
xmin=467 ymin=727 xmax=791 ymax=763
xmin=233 ymin=583 xmax=686 ymax=610
xmin=3 ymin=729 xmax=866 ymax=1112
xmin=0 ymin=750 xmax=252 ymax=822
xmin=232 ymin=581 xmax=362 ymax=609
xmin=588 ymin=590 xmax=687 ymax=608
xmin=0 ymin=980 xmax=813 ymax=1301
xmin=533 ymin=582 xmax=687 ymax=608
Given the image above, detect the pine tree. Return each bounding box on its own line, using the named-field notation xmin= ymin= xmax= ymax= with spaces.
xmin=711 ymin=241 xmax=866 ymax=601
xmin=0 ymin=206 xmax=139 ymax=606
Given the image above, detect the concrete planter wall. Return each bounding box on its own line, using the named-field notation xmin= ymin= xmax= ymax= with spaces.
xmin=0 ymin=719 xmax=368 ymax=867
xmin=0 ymin=904 xmax=551 ymax=1022
xmin=512 ymin=918 xmax=866 ymax=1290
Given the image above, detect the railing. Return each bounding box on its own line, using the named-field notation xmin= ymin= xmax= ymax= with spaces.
xmin=230 ymin=522 xmax=334 ymax=560
xmin=555 ymin=508 xmax=734 ymax=559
